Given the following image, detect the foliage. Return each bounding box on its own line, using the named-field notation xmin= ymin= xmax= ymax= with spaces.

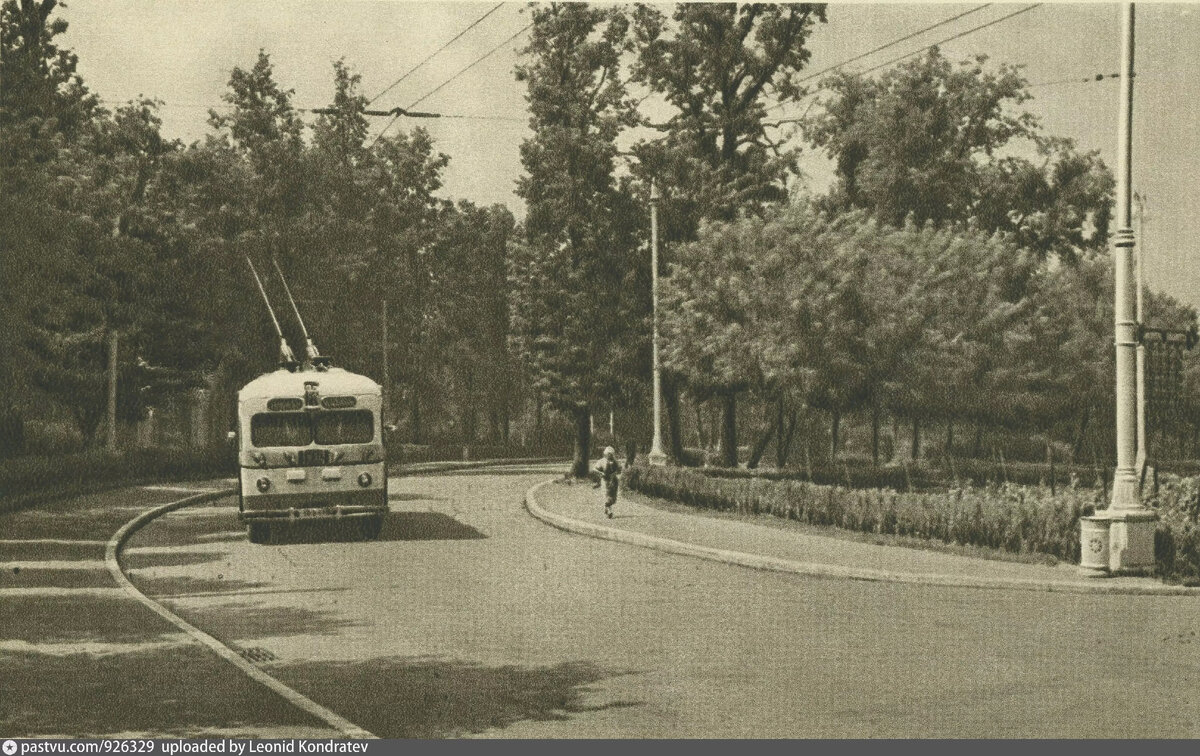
xmin=804 ymin=47 xmax=1113 ymax=262
xmin=630 ymin=3 xmax=828 ymax=235
xmin=629 ymin=3 xmax=827 ymax=466
xmin=626 ymin=462 xmax=1094 ymax=562
xmin=0 ymin=446 xmax=234 ymax=514
xmin=508 ymin=3 xmax=647 ymax=475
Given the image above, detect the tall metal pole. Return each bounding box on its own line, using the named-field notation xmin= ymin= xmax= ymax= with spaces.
xmin=648 ymin=180 xmax=667 ymax=466
xmin=1134 ymin=192 xmax=1147 ymax=475
xmin=107 ymin=330 xmax=118 ymax=453
xmin=382 ymin=298 xmax=389 ymax=425
xmin=1082 ymin=2 xmax=1156 ymax=574
xmin=1110 ymin=2 xmax=1139 ymax=512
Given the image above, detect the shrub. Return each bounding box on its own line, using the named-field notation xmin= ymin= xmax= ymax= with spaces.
xmin=694 ymin=458 xmax=1115 ymax=492
xmin=0 ymin=446 xmax=235 ymax=514
xmin=626 ymin=463 xmax=1200 ymax=582
xmin=627 ymin=463 xmax=1103 ymax=563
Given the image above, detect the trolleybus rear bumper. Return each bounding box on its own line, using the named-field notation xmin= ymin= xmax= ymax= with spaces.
xmin=239 ymin=505 xmax=387 ymax=522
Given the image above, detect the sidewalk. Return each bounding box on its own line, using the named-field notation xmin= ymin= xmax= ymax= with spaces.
xmin=526 ymin=479 xmax=1198 ymax=596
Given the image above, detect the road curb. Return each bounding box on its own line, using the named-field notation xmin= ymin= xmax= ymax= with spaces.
xmin=105 ymin=487 xmax=377 ymax=739
xmin=524 ymin=480 xmax=1200 ymax=597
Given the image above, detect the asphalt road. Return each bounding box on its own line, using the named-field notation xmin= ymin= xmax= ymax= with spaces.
xmin=106 ymin=465 xmax=1200 ymax=738
xmin=5 ymin=468 xmax=1200 ymax=737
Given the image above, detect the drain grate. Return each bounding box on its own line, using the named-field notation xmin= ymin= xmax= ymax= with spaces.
xmin=236 ymin=645 xmax=279 ymax=663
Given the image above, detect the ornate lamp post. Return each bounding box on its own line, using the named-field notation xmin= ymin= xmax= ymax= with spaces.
xmin=1080 ymin=2 xmax=1157 ymax=574
xmin=648 ymin=179 xmax=668 ymax=466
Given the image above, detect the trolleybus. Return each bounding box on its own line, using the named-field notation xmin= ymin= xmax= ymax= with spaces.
xmin=232 ymin=255 xmax=388 ymax=543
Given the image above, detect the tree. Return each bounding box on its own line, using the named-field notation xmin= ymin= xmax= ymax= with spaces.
xmin=630 ymin=2 xmax=827 ymax=465
xmin=509 ymin=3 xmax=645 ymax=477
xmin=0 ymin=0 xmax=102 ymax=395
xmin=426 ymin=201 xmax=518 ymax=444
xmin=804 ymin=47 xmax=1113 ymax=261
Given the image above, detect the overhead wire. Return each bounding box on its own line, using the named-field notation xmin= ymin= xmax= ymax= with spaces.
xmin=367 ymin=2 xmax=504 ymax=106
xmin=407 ymin=21 xmax=533 ymax=109
xmin=792 ymin=3 xmax=993 ymax=89
xmin=767 ymin=3 xmax=1043 ymax=126
xmin=856 ymin=3 xmax=1042 ymax=78
xmin=370 ymin=19 xmax=533 ymax=145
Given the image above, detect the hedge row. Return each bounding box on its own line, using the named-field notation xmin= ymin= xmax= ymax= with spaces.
xmin=627 ymin=463 xmax=1099 ymax=562
xmin=626 ymin=464 xmax=1200 ymax=581
xmin=0 ymin=447 xmax=235 ymax=514
xmin=687 ymin=454 xmax=1200 ymax=494
xmin=693 ymin=458 xmax=1136 ymax=492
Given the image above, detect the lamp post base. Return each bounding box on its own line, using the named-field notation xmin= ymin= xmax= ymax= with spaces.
xmin=1080 ymin=509 xmax=1158 ymax=574
xmin=647 ymin=447 xmax=668 ymax=467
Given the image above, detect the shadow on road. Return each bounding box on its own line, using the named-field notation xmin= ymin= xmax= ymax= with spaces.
xmin=248 ymin=512 xmax=485 ymax=545
xmin=0 ymin=643 xmax=326 ymax=737
xmin=379 ymin=512 xmax=485 ymax=542
xmin=274 ymin=657 xmax=641 ymax=738
xmin=122 ymin=550 xmax=225 ymax=570
xmin=133 ymin=573 xmax=270 ymax=598
xmin=170 ymin=603 xmax=361 ymax=642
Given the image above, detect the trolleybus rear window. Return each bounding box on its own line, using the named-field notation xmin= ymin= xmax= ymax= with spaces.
xmin=251 ymin=413 xmax=310 ymax=447
xmin=250 ymin=410 xmax=374 ymax=447
xmin=315 ymin=410 xmax=374 ymax=444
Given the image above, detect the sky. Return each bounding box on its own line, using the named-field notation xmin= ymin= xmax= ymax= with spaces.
xmin=58 ymin=1 xmax=1200 ymax=310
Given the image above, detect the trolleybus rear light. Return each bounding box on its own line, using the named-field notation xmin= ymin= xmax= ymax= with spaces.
xmin=357 ymin=472 xmax=372 ymax=488
xmin=256 ymin=477 xmax=271 ymax=492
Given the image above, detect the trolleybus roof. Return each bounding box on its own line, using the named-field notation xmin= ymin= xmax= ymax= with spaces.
xmin=239 ymin=366 xmax=380 ymax=400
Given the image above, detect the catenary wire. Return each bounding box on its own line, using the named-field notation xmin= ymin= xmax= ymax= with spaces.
xmin=367 ymin=3 xmax=504 ymax=106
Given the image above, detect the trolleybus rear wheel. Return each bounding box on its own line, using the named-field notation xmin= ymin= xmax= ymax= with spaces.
xmin=247 ymin=522 xmax=271 ymax=544
xmin=360 ymin=515 xmax=383 ymax=540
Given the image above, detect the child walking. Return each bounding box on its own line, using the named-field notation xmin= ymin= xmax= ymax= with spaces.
xmin=593 ymin=446 xmax=622 ymax=519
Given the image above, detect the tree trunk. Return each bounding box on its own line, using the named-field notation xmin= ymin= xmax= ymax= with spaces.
xmin=945 ymin=419 xmax=954 ymax=456
xmin=746 ymin=402 xmax=776 ymax=470
xmin=409 ymin=390 xmax=422 ymax=444
xmin=911 ymin=416 xmax=921 ymax=460
xmin=776 ymin=397 xmax=786 ymax=469
xmin=572 ymin=404 xmax=591 ymax=479
xmin=1073 ymin=407 xmax=1091 ymax=458
xmin=720 ymin=391 xmax=738 ymax=467
xmin=534 ymin=393 xmax=543 ymax=444
xmin=663 ymin=373 xmax=684 ymax=463
xmin=778 ymin=407 xmax=799 ymax=468
xmin=461 ymin=369 xmax=475 ymax=445
xmin=871 ymin=405 xmax=881 ymax=467
xmin=695 ymin=401 xmax=707 ymax=449
xmin=830 ymin=409 xmax=840 ymax=462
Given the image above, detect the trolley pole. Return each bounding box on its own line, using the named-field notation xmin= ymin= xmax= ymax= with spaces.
xmin=1080 ymin=3 xmax=1157 ymax=574
xmin=648 ymin=179 xmax=667 ymax=467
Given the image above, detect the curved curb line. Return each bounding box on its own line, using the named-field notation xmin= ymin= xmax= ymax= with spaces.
xmin=106 ymin=488 xmax=377 ymax=739
xmin=524 ymin=481 xmax=1199 ymax=597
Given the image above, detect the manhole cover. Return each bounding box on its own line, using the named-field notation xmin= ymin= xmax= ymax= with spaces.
xmin=236 ymin=646 xmax=279 ymax=663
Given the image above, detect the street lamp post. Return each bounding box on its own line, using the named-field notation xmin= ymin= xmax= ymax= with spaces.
xmin=1080 ymin=2 xmax=1157 ymax=574
xmin=648 ymin=179 xmax=668 ymax=466
xmin=1134 ymin=192 xmax=1147 ymax=478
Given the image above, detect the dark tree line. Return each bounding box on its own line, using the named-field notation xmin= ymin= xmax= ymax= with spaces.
xmin=1 ymin=0 xmax=521 ymax=454
xmin=7 ymin=1 xmax=1199 ymax=470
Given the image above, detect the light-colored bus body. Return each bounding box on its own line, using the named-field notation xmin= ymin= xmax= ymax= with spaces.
xmin=235 ymin=366 xmax=387 ymax=541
